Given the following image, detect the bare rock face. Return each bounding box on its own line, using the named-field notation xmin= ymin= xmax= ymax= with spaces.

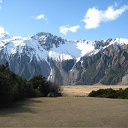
xmin=71 ymin=44 xmax=128 ymax=85
xmin=121 ymin=74 xmax=128 ymax=85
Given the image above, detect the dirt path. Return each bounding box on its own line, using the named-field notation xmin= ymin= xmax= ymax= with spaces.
xmin=0 ymin=97 xmax=128 ymax=127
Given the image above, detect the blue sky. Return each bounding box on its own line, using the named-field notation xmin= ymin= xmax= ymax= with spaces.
xmin=0 ymin=0 xmax=128 ymax=40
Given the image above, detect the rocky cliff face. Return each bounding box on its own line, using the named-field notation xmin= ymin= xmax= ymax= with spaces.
xmin=48 ymin=38 xmax=128 ymax=85
xmin=0 ymin=32 xmax=128 ymax=85
xmin=70 ymin=43 xmax=128 ymax=85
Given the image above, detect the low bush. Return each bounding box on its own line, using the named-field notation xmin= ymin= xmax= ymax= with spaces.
xmin=88 ymin=88 xmax=128 ymax=99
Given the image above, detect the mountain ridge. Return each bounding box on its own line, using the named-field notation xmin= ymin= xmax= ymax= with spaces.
xmin=0 ymin=31 xmax=128 ymax=85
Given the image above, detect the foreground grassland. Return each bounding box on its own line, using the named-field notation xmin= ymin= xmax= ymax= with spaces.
xmin=0 ymin=85 xmax=128 ymax=127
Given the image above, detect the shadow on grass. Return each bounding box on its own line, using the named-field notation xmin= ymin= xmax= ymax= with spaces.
xmin=0 ymin=98 xmax=41 ymax=116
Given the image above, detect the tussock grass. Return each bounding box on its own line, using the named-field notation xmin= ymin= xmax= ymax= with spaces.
xmin=62 ymin=85 xmax=128 ymax=97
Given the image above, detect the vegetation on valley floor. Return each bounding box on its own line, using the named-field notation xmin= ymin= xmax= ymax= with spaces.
xmin=0 ymin=63 xmax=62 ymax=107
xmin=88 ymin=88 xmax=128 ymax=99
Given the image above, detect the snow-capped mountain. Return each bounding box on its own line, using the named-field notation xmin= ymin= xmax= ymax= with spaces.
xmin=0 ymin=32 xmax=100 ymax=62
xmin=0 ymin=32 xmax=128 ymax=85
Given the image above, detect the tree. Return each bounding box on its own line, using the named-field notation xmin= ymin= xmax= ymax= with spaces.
xmin=0 ymin=63 xmax=62 ymax=107
xmin=29 ymin=75 xmax=50 ymax=96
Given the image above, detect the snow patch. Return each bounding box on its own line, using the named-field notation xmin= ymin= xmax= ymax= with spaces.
xmin=114 ymin=38 xmax=128 ymax=45
xmin=76 ymin=41 xmax=95 ymax=56
xmin=49 ymin=51 xmax=72 ymax=61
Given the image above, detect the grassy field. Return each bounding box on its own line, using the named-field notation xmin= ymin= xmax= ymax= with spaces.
xmin=0 ymin=85 xmax=128 ymax=127
xmin=62 ymin=85 xmax=128 ymax=97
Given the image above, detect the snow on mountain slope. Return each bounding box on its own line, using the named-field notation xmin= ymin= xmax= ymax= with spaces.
xmin=0 ymin=33 xmax=99 ymax=62
xmin=111 ymin=38 xmax=128 ymax=45
xmin=48 ymin=41 xmax=80 ymax=61
xmin=76 ymin=40 xmax=95 ymax=56
xmin=48 ymin=40 xmax=97 ymax=61
xmin=91 ymin=38 xmax=128 ymax=56
xmin=0 ymin=32 xmax=128 ymax=63
xmin=0 ymin=36 xmax=48 ymax=62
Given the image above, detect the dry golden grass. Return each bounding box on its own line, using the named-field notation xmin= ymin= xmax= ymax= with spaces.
xmin=0 ymin=97 xmax=128 ymax=127
xmin=62 ymin=85 xmax=128 ymax=97
xmin=0 ymin=85 xmax=128 ymax=127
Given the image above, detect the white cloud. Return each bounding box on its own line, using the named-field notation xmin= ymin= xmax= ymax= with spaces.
xmin=32 ymin=14 xmax=48 ymax=23
xmin=83 ymin=7 xmax=102 ymax=29
xmin=35 ymin=14 xmax=46 ymax=20
xmin=83 ymin=5 xmax=128 ymax=29
xmin=59 ymin=25 xmax=80 ymax=35
xmin=0 ymin=26 xmax=9 ymax=36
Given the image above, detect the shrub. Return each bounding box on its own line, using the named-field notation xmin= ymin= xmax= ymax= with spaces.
xmin=48 ymin=82 xmax=62 ymax=97
xmin=88 ymin=88 xmax=128 ymax=99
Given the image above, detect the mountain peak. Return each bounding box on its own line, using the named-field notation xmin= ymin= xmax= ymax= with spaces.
xmin=33 ymin=32 xmax=53 ymax=38
xmin=31 ymin=32 xmax=66 ymax=50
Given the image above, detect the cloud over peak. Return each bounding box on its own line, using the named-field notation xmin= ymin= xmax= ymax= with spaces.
xmin=83 ymin=5 xmax=128 ymax=29
xmin=59 ymin=25 xmax=80 ymax=35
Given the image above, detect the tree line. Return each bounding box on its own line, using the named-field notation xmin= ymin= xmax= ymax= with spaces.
xmin=0 ymin=63 xmax=61 ymax=107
